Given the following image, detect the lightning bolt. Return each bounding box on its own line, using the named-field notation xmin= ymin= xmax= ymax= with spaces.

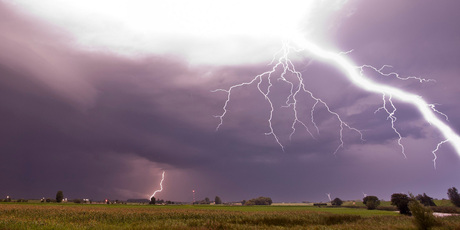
xmin=291 ymin=35 xmax=460 ymax=166
xmin=213 ymin=34 xmax=460 ymax=167
xmin=326 ymin=193 xmax=332 ymax=202
xmin=213 ymin=41 xmax=364 ymax=154
xmin=150 ymin=171 xmax=165 ymax=200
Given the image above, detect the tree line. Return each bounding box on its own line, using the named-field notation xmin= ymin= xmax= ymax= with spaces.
xmin=3 ymin=186 xmax=460 ymax=210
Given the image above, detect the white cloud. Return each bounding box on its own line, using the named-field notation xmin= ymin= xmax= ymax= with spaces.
xmin=7 ymin=0 xmax=350 ymax=66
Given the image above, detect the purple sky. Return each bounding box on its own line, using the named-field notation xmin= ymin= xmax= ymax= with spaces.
xmin=1 ymin=0 xmax=460 ymax=202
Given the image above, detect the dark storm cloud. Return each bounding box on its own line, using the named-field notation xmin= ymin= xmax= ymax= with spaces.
xmin=0 ymin=1 xmax=300 ymax=200
xmin=1 ymin=1 xmax=460 ymax=202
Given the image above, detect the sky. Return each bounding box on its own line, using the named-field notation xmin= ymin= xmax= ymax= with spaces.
xmin=1 ymin=0 xmax=460 ymax=203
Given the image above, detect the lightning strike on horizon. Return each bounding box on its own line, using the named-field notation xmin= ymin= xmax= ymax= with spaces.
xmin=150 ymin=171 xmax=165 ymax=200
xmin=213 ymin=34 xmax=460 ymax=167
xmin=326 ymin=193 xmax=332 ymax=202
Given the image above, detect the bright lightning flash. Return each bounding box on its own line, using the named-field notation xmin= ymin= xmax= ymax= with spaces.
xmin=150 ymin=171 xmax=165 ymax=200
xmin=213 ymin=34 xmax=460 ymax=168
xmin=213 ymin=41 xmax=364 ymax=154
xmin=292 ymin=35 xmax=460 ymax=167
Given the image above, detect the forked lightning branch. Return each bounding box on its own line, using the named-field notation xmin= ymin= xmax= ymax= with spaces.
xmin=213 ymin=36 xmax=460 ymax=168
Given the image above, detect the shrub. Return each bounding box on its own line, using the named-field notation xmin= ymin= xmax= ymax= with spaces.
xmin=416 ymin=193 xmax=436 ymax=206
xmin=331 ymin=198 xmax=343 ymax=206
xmin=199 ymin=198 xmax=211 ymax=204
xmin=56 ymin=191 xmax=64 ymax=203
xmin=149 ymin=197 xmax=156 ymax=205
xmin=391 ymin=193 xmax=411 ymax=215
xmin=363 ymin=196 xmax=380 ymax=210
xmin=243 ymin=197 xmax=272 ymax=206
xmin=447 ymin=187 xmax=460 ymax=207
xmin=244 ymin=200 xmax=256 ymax=206
xmin=215 ymin=196 xmax=222 ymax=204
xmin=409 ymin=195 xmax=439 ymax=230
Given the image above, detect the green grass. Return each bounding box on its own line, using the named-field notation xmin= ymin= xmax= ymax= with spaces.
xmin=434 ymin=199 xmax=455 ymax=207
xmin=1 ymin=203 xmax=459 ymax=229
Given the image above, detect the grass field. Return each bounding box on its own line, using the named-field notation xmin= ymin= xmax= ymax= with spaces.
xmin=1 ymin=203 xmax=460 ymax=229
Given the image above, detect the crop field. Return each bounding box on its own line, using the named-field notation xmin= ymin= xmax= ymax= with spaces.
xmin=1 ymin=203 xmax=460 ymax=229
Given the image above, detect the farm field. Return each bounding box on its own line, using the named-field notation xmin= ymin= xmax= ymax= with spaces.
xmin=1 ymin=203 xmax=460 ymax=229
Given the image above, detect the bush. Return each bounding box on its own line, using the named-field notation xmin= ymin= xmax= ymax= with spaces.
xmin=199 ymin=197 xmax=211 ymax=204
xmin=391 ymin=193 xmax=411 ymax=215
xmin=215 ymin=196 xmax=222 ymax=204
xmin=165 ymin=200 xmax=174 ymax=204
xmin=56 ymin=191 xmax=64 ymax=203
xmin=244 ymin=197 xmax=272 ymax=206
xmin=363 ymin=196 xmax=380 ymax=210
xmin=244 ymin=200 xmax=256 ymax=206
xmin=149 ymin=197 xmax=156 ymax=205
xmin=409 ymin=195 xmax=439 ymax=230
xmin=447 ymin=187 xmax=460 ymax=207
xmin=331 ymin=198 xmax=343 ymax=206
xmin=416 ymin=193 xmax=436 ymax=206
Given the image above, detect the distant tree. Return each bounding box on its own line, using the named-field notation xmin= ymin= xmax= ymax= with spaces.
xmin=56 ymin=191 xmax=64 ymax=203
xmin=149 ymin=197 xmax=156 ymax=205
xmin=244 ymin=200 xmax=255 ymax=205
xmin=331 ymin=198 xmax=343 ymax=206
xmin=363 ymin=196 xmax=380 ymax=210
xmin=415 ymin=193 xmax=436 ymax=207
xmin=244 ymin=197 xmax=272 ymax=206
xmin=215 ymin=196 xmax=222 ymax=204
xmin=199 ymin=198 xmax=210 ymax=205
xmin=447 ymin=187 xmax=460 ymax=207
xmin=391 ymin=193 xmax=410 ymax=215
